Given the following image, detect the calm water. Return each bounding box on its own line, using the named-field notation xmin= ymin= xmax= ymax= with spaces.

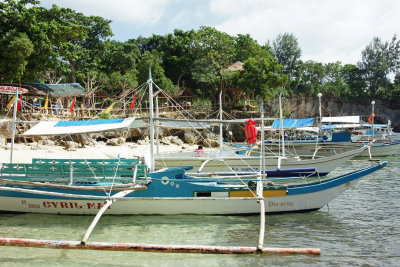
xmin=0 ymin=156 xmax=399 ymax=266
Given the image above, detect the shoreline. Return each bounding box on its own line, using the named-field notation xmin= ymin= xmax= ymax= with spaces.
xmin=0 ymin=143 xmax=200 ymax=163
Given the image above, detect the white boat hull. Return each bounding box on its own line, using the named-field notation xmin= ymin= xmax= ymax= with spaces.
xmin=155 ymin=146 xmax=367 ymax=175
xmin=0 ymin=178 xmax=358 ymax=215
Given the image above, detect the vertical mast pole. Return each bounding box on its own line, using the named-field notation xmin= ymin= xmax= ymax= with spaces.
xmin=10 ymin=89 xmax=19 ymax=163
xmin=219 ymin=91 xmax=223 ymax=156
xmin=317 ymin=93 xmax=322 ymax=123
xmin=371 ymin=100 xmax=375 ymax=141
xmin=148 ymin=68 xmax=155 ymax=172
xmin=256 ymin=99 xmax=265 ymax=252
xmin=279 ymin=93 xmax=285 ymax=158
xmin=155 ymin=95 xmax=160 ymax=155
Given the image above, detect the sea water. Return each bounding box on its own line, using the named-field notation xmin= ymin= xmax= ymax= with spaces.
xmin=0 ymin=156 xmax=399 ymax=266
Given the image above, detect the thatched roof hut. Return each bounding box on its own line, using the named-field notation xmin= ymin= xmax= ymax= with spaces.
xmin=221 ymin=61 xmax=244 ymax=73
xmin=22 ymin=83 xmax=87 ymax=97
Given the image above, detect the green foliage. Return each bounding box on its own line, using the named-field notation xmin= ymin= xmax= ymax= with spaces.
xmin=341 ymin=64 xmax=367 ymax=97
xmin=271 ymin=33 xmax=302 ymax=80
xmin=192 ymin=98 xmax=212 ymax=112
xmin=98 ymin=112 xmax=110 ymax=120
xmin=192 ymin=26 xmax=235 ymax=103
xmin=0 ymin=31 xmax=34 ymax=82
xmin=0 ymin=1 xmax=399 ymax=107
xmin=239 ymin=55 xmax=288 ymax=100
xmin=358 ymin=35 xmax=400 ymax=98
xmin=137 ymin=51 xmax=177 ymax=94
xmin=157 ymin=29 xmax=196 ymax=87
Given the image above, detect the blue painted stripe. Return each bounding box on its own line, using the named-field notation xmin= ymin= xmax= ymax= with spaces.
xmin=287 ymin=162 xmax=386 ymax=195
xmin=55 ymin=119 xmax=125 ymax=127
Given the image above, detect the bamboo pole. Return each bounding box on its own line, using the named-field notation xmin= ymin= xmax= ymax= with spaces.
xmin=0 ymin=237 xmax=321 ymax=255
xmin=257 ymin=99 xmax=266 ymax=252
xmin=148 ymin=69 xmax=155 ymax=172
xmin=81 ymin=190 xmax=134 ymax=244
xmin=10 ymin=89 xmax=19 ymax=163
xmin=81 ymin=199 xmax=113 ymax=244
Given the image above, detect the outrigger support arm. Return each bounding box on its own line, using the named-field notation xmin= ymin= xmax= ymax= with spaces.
xmin=256 ymin=99 xmax=266 ymax=253
xmin=81 ymin=190 xmax=134 ymax=245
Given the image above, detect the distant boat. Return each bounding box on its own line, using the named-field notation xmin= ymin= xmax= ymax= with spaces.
xmin=258 ymin=117 xmax=400 ymax=157
xmin=154 ymin=144 xmax=367 ymax=177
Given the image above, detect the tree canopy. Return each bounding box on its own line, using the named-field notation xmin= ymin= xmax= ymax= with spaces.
xmin=0 ymin=0 xmax=399 ymax=108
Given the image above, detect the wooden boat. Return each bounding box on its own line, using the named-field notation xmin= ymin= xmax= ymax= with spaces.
xmin=0 ymin=157 xmax=387 ymax=215
xmin=262 ymin=131 xmax=400 ymax=158
xmin=259 ymin=115 xmax=400 ymax=158
xmin=154 ymin=145 xmax=367 ymax=177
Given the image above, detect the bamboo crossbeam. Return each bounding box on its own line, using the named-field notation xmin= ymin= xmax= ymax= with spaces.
xmin=0 ymin=237 xmax=321 ymax=255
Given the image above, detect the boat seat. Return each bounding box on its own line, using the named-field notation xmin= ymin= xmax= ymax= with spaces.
xmin=0 ymin=162 xmax=147 ymax=182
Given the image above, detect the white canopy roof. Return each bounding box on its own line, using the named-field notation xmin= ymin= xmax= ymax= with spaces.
xmin=22 ymin=117 xmax=148 ymax=136
xmin=321 ymin=116 xmax=360 ymax=124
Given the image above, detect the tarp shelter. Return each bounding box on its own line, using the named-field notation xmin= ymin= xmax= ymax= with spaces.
xmin=321 ymin=116 xmax=360 ymax=124
xmin=22 ymin=117 xmax=148 ymax=136
xmin=271 ymin=118 xmax=316 ymax=129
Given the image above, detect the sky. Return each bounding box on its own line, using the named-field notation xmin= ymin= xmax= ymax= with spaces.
xmin=39 ymin=0 xmax=400 ymax=65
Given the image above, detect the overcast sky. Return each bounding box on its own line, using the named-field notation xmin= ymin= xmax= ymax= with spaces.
xmin=39 ymin=0 xmax=400 ymax=65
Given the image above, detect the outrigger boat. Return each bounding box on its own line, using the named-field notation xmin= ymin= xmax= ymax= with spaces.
xmin=0 ymin=157 xmax=387 ymax=215
xmin=154 ymin=145 xmax=367 ymax=177
xmin=0 ymin=73 xmax=388 ymax=255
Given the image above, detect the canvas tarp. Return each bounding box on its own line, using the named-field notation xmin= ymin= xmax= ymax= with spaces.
xmin=22 ymin=117 xmax=148 ymax=136
xmin=271 ymin=118 xmax=316 ymax=129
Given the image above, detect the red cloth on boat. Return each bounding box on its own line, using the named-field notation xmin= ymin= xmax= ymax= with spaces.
xmin=245 ymin=119 xmax=257 ymax=144
xmin=368 ymin=112 xmax=375 ymax=124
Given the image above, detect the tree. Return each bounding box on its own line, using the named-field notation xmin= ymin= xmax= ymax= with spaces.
xmin=271 ymin=33 xmax=302 ymax=80
xmin=157 ymin=29 xmax=196 ymax=88
xmin=0 ymin=0 xmax=55 ymax=81
xmin=323 ymin=62 xmax=347 ymax=98
xmin=358 ymin=36 xmax=400 ymax=98
xmin=137 ymin=51 xmax=177 ymax=94
xmin=341 ymin=64 xmax=367 ymax=97
xmin=191 ymin=26 xmax=235 ymax=101
xmin=239 ymin=55 xmax=288 ymax=100
xmin=297 ymin=60 xmax=325 ymax=95
xmin=0 ymin=31 xmax=34 ymax=83
xmin=234 ymin=34 xmax=267 ymax=62
xmin=100 ymin=40 xmax=140 ymax=75
xmin=40 ymin=5 xmax=112 ymax=83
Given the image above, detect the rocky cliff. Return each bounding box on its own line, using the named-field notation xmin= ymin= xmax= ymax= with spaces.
xmin=282 ymin=97 xmax=400 ymax=131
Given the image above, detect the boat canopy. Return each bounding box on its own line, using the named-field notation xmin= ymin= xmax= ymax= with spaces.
xmin=320 ymin=123 xmax=388 ymax=131
xmin=156 ymin=121 xmax=210 ymax=129
xmin=321 ymin=116 xmax=360 ymax=124
xmin=22 ymin=117 xmax=148 ymax=136
xmin=271 ymin=118 xmax=316 ymax=129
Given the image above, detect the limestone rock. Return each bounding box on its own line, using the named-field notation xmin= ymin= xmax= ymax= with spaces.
xmin=64 ymin=141 xmax=78 ymax=151
xmin=137 ymin=137 xmax=150 ymax=145
xmin=106 ymin=137 xmax=126 ymax=146
xmin=183 ymin=130 xmax=199 ymax=145
xmin=202 ymin=133 xmax=219 ymax=147
xmin=38 ymin=139 xmax=55 ymax=146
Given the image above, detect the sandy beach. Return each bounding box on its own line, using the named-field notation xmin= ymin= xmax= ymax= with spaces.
xmin=0 ymin=142 xmax=199 ymax=163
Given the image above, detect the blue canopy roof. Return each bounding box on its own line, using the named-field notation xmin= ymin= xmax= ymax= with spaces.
xmin=271 ymin=118 xmax=315 ymax=129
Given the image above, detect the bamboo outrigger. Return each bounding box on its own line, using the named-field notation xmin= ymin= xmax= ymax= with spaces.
xmin=0 ymin=237 xmax=321 ymax=255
